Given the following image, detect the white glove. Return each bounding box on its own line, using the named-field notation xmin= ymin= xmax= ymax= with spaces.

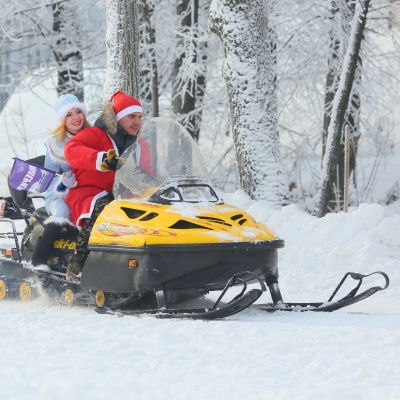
xmin=61 ymin=171 xmax=77 ymax=188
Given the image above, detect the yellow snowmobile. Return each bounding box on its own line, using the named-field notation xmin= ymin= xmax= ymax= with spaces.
xmin=0 ymin=117 xmax=389 ymax=319
xmin=79 ymin=117 xmax=284 ymax=313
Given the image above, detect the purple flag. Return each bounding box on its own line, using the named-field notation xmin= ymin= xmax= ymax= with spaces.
xmin=9 ymin=158 xmax=56 ymax=194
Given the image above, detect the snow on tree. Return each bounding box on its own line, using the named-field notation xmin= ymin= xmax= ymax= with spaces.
xmin=171 ymin=0 xmax=209 ymax=141
xmin=313 ymin=0 xmax=371 ymax=218
xmin=1 ymin=0 xmax=400 ymax=208
xmin=139 ymin=0 xmax=159 ymax=116
xmin=0 ymin=0 xmax=105 ymax=109
xmin=104 ymin=0 xmax=140 ymax=99
xmin=52 ymin=0 xmax=84 ymax=99
xmin=210 ymin=0 xmax=288 ymax=206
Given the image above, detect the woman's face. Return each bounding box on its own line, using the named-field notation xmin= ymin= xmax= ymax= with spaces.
xmin=65 ymin=108 xmax=85 ymax=135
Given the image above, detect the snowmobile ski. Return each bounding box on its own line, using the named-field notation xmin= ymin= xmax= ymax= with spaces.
xmin=255 ymin=271 xmax=389 ymax=313
xmin=95 ymin=288 xmax=263 ymax=320
xmin=95 ymin=272 xmax=266 ymax=320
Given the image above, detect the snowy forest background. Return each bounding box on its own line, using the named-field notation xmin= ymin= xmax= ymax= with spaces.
xmin=0 ymin=0 xmax=399 ymax=216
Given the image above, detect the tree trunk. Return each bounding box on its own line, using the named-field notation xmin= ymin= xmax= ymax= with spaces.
xmin=193 ymin=0 xmax=209 ymax=142
xmin=139 ymin=0 xmax=159 ymax=116
xmin=52 ymin=1 xmax=84 ymax=100
xmin=314 ymin=0 xmax=370 ymax=218
xmin=210 ymin=0 xmax=287 ymax=207
xmin=104 ymin=0 xmax=140 ymax=99
xmin=322 ymin=0 xmax=362 ymax=212
xmin=172 ymin=0 xmax=198 ymax=140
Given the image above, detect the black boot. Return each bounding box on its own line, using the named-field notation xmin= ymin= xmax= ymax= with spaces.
xmin=31 ymin=222 xmax=64 ymax=267
xmin=66 ymin=253 xmax=87 ymax=282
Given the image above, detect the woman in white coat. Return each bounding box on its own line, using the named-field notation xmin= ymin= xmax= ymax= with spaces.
xmin=31 ymin=94 xmax=91 ymax=267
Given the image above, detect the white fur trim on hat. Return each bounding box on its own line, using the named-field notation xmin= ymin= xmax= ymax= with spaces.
xmin=115 ymin=105 xmax=143 ymax=121
xmin=109 ymin=91 xmax=143 ymax=122
xmin=55 ymin=94 xmax=88 ymax=124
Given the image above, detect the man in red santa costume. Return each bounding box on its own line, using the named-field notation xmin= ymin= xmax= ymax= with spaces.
xmin=64 ymin=91 xmax=153 ymax=282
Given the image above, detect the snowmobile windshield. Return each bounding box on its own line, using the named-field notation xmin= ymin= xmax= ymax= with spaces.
xmin=113 ymin=117 xmax=213 ymax=202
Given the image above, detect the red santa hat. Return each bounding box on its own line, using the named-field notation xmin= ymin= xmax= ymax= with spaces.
xmin=110 ymin=91 xmax=143 ymax=121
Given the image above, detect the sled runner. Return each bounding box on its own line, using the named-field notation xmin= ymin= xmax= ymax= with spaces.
xmin=254 ymin=271 xmax=389 ymax=313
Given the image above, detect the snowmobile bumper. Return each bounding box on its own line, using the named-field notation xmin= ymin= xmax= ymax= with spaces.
xmin=81 ymin=239 xmax=284 ymax=293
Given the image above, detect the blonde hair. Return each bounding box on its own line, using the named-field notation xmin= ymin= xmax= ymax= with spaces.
xmin=49 ymin=112 xmax=91 ymax=141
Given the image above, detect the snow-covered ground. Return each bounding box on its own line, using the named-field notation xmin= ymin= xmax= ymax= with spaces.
xmin=0 ymin=195 xmax=399 ymax=400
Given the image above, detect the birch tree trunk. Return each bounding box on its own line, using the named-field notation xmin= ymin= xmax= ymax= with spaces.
xmin=104 ymin=0 xmax=140 ymax=100
xmin=210 ymin=0 xmax=287 ymax=206
xmin=314 ymin=0 xmax=370 ymax=218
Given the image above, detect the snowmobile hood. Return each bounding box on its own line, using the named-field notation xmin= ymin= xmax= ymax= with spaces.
xmin=89 ymin=199 xmax=280 ymax=247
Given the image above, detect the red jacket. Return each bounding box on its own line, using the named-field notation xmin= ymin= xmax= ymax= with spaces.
xmin=65 ymin=127 xmax=152 ymax=227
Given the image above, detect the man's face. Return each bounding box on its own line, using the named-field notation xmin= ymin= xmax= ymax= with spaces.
xmin=118 ymin=112 xmax=143 ymax=136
